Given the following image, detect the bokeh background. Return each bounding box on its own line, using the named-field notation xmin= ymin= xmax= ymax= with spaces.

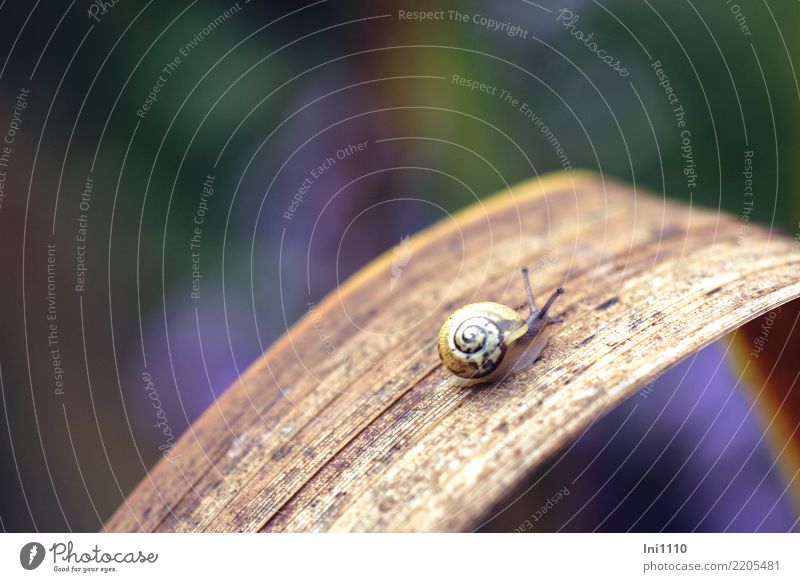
xmin=0 ymin=0 xmax=799 ymax=532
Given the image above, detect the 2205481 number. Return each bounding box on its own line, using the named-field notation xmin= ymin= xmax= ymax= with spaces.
xmin=731 ymin=560 xmax=779 ymax=571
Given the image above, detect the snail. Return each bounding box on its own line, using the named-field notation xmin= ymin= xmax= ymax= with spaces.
xmin=437 ymin=267 xmax=564 ymax=386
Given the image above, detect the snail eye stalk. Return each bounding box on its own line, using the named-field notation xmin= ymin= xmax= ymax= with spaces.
xmin=535 ymin=287 xmax=565 ymax=321
xmin=521 ymin=266 xmax=537 ymax=315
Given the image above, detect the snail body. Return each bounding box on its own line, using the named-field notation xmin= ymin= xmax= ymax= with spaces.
xmin=437 ymin=268 xmax=564 ymax=386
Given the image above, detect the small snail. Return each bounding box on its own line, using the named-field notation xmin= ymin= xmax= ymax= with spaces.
xmin=437 ymin=267 xmax=564 ymax=386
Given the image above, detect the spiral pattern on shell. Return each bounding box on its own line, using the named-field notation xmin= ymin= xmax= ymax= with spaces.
xmin=451 ymin=315 xmax=505 ymax=378
xmin=453 ymin=316 xmax=500 ymax=356
xmin=439 ymin=303 xmax=523 ymax=380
